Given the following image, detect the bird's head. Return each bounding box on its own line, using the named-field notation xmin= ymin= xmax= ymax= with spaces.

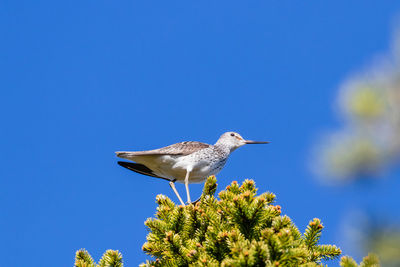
xmin=215 ymin=131 xmax=269 ymax=152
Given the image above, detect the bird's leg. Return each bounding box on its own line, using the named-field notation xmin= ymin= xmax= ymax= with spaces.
xmin=185 ymin=170 xmax=191 ymax=204
xmin=169 ymin=179 xmax=185 ymax=206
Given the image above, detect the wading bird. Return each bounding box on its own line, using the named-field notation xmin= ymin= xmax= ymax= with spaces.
xmin=116 ymin=132 xmax=269 ymax=205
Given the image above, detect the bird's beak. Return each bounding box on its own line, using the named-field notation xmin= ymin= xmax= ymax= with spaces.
xmin=244 ymin=140 xmax=270 ymax=144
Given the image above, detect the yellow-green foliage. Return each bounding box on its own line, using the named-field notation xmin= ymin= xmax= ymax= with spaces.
xmin=74 ymin=176 xmax=379 ymax=267
xmin=340 ymin=253 xmax=380 ymax=267
xmin=74 ymin=249 xmax=123 ymax=267
xmin=141 ymin=176 xmax=346 ymax=266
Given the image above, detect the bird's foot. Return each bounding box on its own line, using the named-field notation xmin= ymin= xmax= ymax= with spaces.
xmin=187 ymin=197 xmax=201 ymax=205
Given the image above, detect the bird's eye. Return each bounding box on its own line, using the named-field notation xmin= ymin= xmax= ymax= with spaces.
xmin=230 ymin=133 xmax=235 ymax=137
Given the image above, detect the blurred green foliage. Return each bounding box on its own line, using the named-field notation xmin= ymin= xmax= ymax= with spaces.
xmin=368 ymin=228 xmax=400 ymax=267
xmin=340 ymin=253 xmax=380 ymax=267
xmin=314 ymin=32 xmax=400 ymax=181
xmin=354 ymin=217 xmax=400 ymax=267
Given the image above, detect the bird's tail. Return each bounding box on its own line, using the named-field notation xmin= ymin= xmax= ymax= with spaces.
xmin=115 ymin=151 xmax=134 ymax=159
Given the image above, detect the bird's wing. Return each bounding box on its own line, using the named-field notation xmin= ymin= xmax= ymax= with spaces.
xmin=116 ymin=141 xmax=211 ymax=157
xmin=117 ymin=161 xmax=171 ymax=181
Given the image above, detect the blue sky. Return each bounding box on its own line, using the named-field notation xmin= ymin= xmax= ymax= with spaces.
xmin=2 ymin=1 xmax=400 ymax=266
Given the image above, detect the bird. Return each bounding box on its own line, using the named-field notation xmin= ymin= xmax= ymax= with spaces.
xmin=116 ymin=132 xmax=269 ymax=205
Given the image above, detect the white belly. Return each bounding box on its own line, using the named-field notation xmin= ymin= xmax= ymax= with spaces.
xmin=128 ymin=153 xmax=227 ymax=183
xmin=171 ymin=156 xmax=216 ymax=183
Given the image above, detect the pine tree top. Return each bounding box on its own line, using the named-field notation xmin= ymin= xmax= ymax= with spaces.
xmin=74 ymin=176 xmax=379 ymax=267
xmin=140 ymin=176 xmax=378 ymax=267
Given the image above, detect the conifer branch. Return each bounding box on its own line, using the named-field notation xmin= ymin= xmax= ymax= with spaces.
xmin=75 ymin=249 xmax=95 ymax=267
xmin=74 ymin=249 xmax=123 ymax=267
xmin=303 ymin=218 xmax=323 ymax=250
xmin=98 ymin=250 xmax=123 ymax=267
